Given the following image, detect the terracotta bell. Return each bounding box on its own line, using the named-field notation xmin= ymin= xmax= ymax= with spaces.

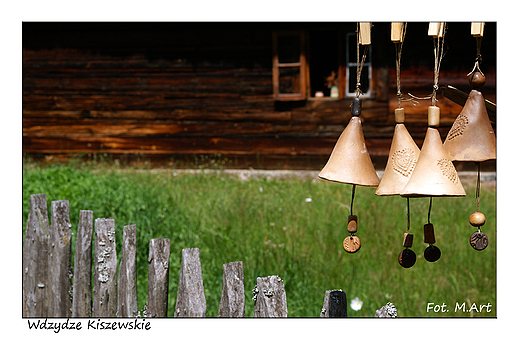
xmin=376 ymin=108 xmax=420 ymax=196
xmin=443 ymin=84 xmax=496 ymax=162
xmin=318 ymin=98 xmax=380 ymax=187
xmin=401 ymin=106 xmax=466 ymax=198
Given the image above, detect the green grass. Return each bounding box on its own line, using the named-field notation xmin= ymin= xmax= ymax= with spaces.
xmin=22 ymin=160 xmax=496 ymax=317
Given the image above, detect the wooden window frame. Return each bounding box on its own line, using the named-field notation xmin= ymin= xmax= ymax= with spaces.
xmin=272 ymin=31 xmax=307 ymax=101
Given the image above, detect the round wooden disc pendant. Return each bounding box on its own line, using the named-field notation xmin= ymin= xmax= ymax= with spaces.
xmin=398 ymin=248 xmax=416 ymax=268
xmin=470 ymin=231 xmax=488 ymax=251
xmin=343 ymin=235 xmax=361 ymax=253
xmin=424 ymin=245 xmax=441 ymax=262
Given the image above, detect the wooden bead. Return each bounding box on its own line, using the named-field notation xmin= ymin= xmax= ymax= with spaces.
xmin=424 ymin=245 xmax=441 ymax=262
xmin=347 ymin=215 xmax=358 ymax=233
xmin=423 ymin=223 xmax=436 ymax=244
xmin=402 ymin=232 xmax=413 ymax=248
xmin=343 ymin=235 xmax=361 ymax=253
xmin=351 ymin=97 xmax=362 ymax=117
xmin=469 ymin=71 xmax=486 ymax=88
xmin=394 ymin=108 xmax=405 ymax=123
xmin=428 ymin=106 xmax=440 ymax=127
xmin=469 ymin=211 xmax=486 ymax=227
xmin=470 ymin=231 xmax=488 ymax=251
xmin=398 ymin=248 xmax=416 ymax=268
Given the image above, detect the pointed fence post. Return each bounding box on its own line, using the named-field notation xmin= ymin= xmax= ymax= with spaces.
xmin=320 ymin=290 xmax=348 ymax=317
xmin=375 ymin=302 xmax=398 ymax=318
xmin=72 ymin=210 xmax=94 ymax=317
xmin=146 ymin=238 xmax=170 ymax=317
xmin=253 ymin=275 xmax=287 ymax=317
xmin=117 ymin=224 xmax=139 ymax=317
xmin=174 ymin=248 xmax=206 ymax=317
xmin=218 ymin=261 xmax=245 ymax=317
xmin=49 ymin=200 xmax=73 ymax=317
xmin=92 ymin=218 xmax=118 ymax=317
xmin=23 ymin=193 xmax=51 ymax=317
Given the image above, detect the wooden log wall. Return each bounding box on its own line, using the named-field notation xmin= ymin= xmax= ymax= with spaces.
xmin=22 ymin=22 xmax=496 ymax=170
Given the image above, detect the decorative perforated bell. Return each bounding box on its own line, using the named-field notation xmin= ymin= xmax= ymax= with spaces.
xmin=318 ymin=98 xmax=380 ymax=187
xmin=376 ymin=108 xmax=420 ymax=196
xmin=443 ymin=87 xmax=496 ymax=162
xmin=401 ymin=106 xmax=466 ymax=198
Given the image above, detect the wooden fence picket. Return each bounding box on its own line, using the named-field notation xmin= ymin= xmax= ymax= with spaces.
xmin=146 ymin=238 xmax=171 ymax=317
xmin=174 ymin=248 xmax=206 ymax=317
xmin=49 ymin=200 xmax=73 ymax=317
xmin=72 ymin=210 xmax=94 ymax=317
xmin=22 ymin=193 xmax=51 ymax=317
xmin=117 ymin=224 xmax=139 ymax=317
xmin=253 ymin=275 xmax=287 ymax=317
xmin=218 ymin=261 xmax=245 ymax=317
xmin=320 ymin=290 xmax=348 ymax=317
xmin=92 ymin=218 xmax=118 ymax=317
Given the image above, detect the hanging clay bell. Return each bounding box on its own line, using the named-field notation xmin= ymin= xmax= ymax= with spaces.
xmin=401 ymin=106 xmax=466 ymax=197
xmin=423 ymin=223 xmax=441 ymax=262
xmin=443 ymin=91 xmax=496 ymax=162
xmin=398 ymin=232 xmax=416 ymax=268
xmin=319 ymin=98 xmax=380 ymax=187
xmin=470 ymin=231 xmax=488 ymax=251
xmin=343 ymin=235 xmax=361 ymax=253
xmin=376 ymin=108 xmax=420 ymax=196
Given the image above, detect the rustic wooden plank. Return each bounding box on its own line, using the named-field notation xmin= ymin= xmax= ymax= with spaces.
xmin=117 ymin=224 xmax=139 ymax=317
xmin=253 ymin=275 xmax=287 ymax=317
xmin=218 ymin=261 xmax=245 ymax=317
xmin=22 ymin=193 xmax=51 ymax=317
xmin=320 ymin=290 xmax=348 ymax=317
xmin=22 ymin=109 xmax=292 ymax=122
xmin=174 ymin=248 xmax=206 ymax=317
xmin=146 ymin=238 xmax=170 ymax=318
xmin=72 ymin=210 xmax=94 ymax=317
xmin=49 ymin=200 xmax=73 ymax=317
xmin=92 ymin=218 xmax=118 ymax=317
xmin=22 ymin=118 xmax=324 ymax=139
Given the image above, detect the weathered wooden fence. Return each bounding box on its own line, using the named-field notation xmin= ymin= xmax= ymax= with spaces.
xmin=23 ymin=193 xmax=396 ymax=318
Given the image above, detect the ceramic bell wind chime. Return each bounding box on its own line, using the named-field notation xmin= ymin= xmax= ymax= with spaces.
xmin=443 ymin=22 xmax=496 ymax=251
xmin=319 ymin=22 xmax=380 ymax=254
xmin=399 ymin=23 xmax=466 ymax=268
xmin=375 ymin=22 xmax=421 ymax=268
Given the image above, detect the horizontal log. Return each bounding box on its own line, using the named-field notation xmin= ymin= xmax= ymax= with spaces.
xmin=22 ymin=94 xmax=275 ymax=111
xmin=22 ymin=109 xmax=292 ymax=122
xmin=23 ymin=119 xmax=328 ymax=139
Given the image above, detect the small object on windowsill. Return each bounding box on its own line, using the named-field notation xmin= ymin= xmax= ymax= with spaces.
xmin=330 ymin=86 xmax=339 ymax=98
xmin=315 ymin=91 xmax=324 ymax=98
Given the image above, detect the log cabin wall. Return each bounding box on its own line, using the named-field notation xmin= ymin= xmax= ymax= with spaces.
xmin=23 ymin=22 xmax=496 ymax=170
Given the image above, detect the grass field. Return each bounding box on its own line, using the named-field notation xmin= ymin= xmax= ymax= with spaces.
xmin=22 ymin=160 xmax=496 ymax=317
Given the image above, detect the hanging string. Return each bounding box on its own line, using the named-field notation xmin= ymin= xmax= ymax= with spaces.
xmin=476 ymin=162 xmax=481 ymax=212
xmin=406 ymin=198 xmax=411 ymax=232
xmin=468 ymin=36 xmax=484 ymax=76
xmin=427 ymin=197 xmax=433 ymax=224
xmin=355 ymin=23 xmax=369 ymax=98
xmin=431 ymin=25 xmax=446 ymax=106
xmin=395 ymin=23 xmax=408 ymax=108
xmin=350 ymin=184 xmax=356 ymax=215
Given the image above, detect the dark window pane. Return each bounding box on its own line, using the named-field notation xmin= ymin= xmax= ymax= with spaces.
xmin=348 ymin=66 xmax=369 ymax=94
xmin=279 ymin=66 xmax=301 ymax=94
xmin=277 ymin=35 xmax=301 ymax=64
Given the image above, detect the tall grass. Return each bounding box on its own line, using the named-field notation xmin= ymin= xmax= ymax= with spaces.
xmin=22 ymin=161 xmax=496 ymax=317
